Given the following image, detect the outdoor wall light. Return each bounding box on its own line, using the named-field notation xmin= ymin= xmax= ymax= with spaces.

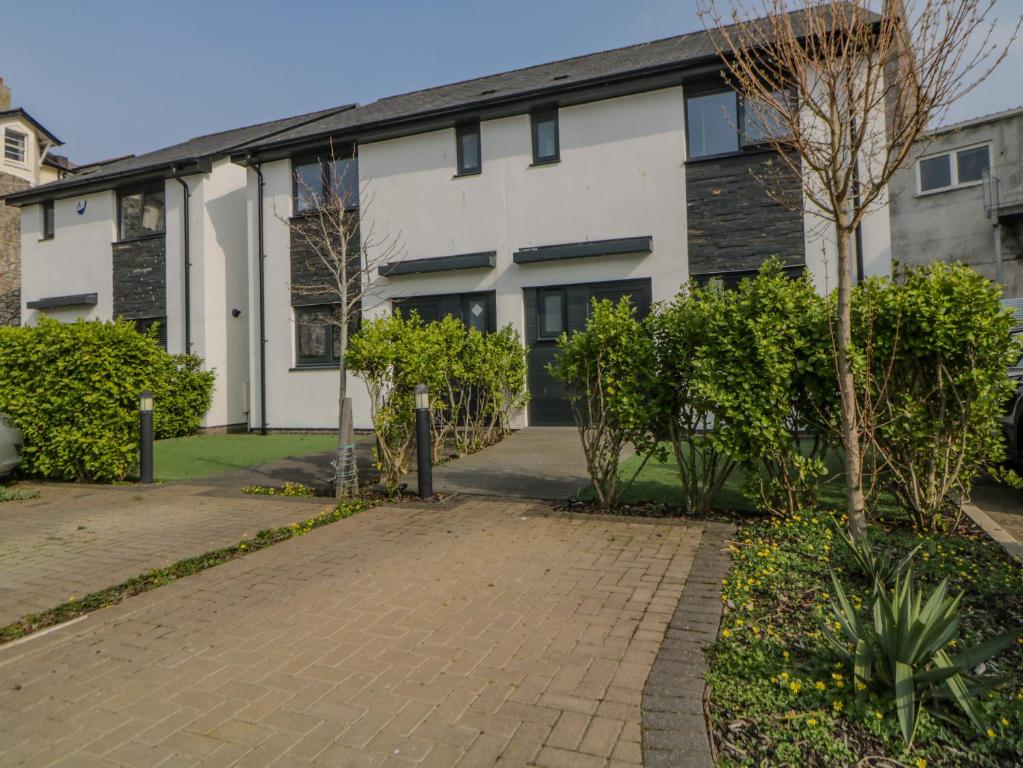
xmin=232 ymin=308 xmax=242 ymax=318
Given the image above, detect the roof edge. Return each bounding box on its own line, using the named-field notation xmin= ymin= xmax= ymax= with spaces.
xmin=0 ymin=107 xmax=62 ymax=146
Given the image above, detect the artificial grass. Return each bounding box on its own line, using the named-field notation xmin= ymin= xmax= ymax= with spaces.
xmin=0 ymin=498 xmax=370 ymax=644
xmin=706 ymin=509 xmax=1023 ymax=767
xmin=152 ymin=433 xmax=340 ymax=481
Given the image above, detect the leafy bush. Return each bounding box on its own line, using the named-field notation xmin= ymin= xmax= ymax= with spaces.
xmin=549 ymin=298 xmax=656 ymax=510
xmin=690 ymin=262 xmax=836 ymax=515
xmin=0 ymin=318 xmax=215 ymax=482
xmin=827 ymin=566 xmax=1021 ymax=746
xmin=853 ymin=263 xmax=1021 ymax=530
xmin=242 ymin=481 xmax=316 ymax=497
xmin=347 ymin=312 xmax=528 ymax=492
xmin=648 ymin=290 xmax=737 ymax=515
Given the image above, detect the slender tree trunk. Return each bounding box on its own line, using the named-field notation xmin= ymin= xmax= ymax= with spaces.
xmin=335 ymin=315 xmax=350 ymax=499
xmin=836 ymin=223 xmax=868 ymax=542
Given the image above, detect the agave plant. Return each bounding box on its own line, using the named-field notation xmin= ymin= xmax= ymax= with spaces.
xmin=827 ymin=568 xmax=1021 ymax=746
xmin=831 ymin=517 xmax=919 ymax=591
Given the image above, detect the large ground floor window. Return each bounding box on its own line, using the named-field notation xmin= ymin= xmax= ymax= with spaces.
xmin=295 ymin=304 xmax=342 ymax=367
xmin=391 ymin=291 xmax=496 ymax=333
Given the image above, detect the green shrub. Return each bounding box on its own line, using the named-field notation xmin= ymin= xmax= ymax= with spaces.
xmin=853 ymin=263 xmax=1021 ymax=530
xmin=242 ymin=481 xmax=316 ymax=497
xmin=549 ymin=298 xmax=656 ymax=510
xmin=347 ymin=312 xmax=528 ymax=492
xmin=0 ymin=318 xmax=215 ymax=482
xmin=690 ymin=261 xmax=836 ymax=515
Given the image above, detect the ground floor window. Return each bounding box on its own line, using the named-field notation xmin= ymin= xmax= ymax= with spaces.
xmin=392 ymin=291 xmax=495 ymax=333
xmin=133 ymin=316 xmax=167 ymax=350
xmin=691 ymin=263 xmax=804 ymax=291
xmin=295 ymin=304 xmax=342 ymax=367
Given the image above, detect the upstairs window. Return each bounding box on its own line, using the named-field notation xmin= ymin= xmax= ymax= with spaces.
xmin=918 ymin=144 xmax=990 ymax=193
xmin=456 ymin=122 xmax=481 ymax=175
xmin=3 ymin=129 xmax=26 ymax=165
xmin=118 ymin=185 xmax=165 ymax=240
xmin=41 ymin=201 xmax=54 ymax=239
xmin=293 ymin=153 xmax=359 ymax=214
xmin=531 ymin=109 xmax=560 ymax=164
xmin=685 ymin=88 xmax=788 ymax=159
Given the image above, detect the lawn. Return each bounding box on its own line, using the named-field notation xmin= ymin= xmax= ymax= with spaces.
xmin=152 ymin=433 xmax=339 ymax=481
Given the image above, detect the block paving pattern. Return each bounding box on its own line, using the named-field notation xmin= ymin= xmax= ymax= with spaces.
xmin=0 ymin=483 xmax=334 ymax=626
xmin=0 ymin=498 xmax=705 ymax=767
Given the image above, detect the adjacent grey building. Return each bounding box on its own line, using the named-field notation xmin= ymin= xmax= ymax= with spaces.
xmin=889 ymin=106 xmax=1023 ymax=298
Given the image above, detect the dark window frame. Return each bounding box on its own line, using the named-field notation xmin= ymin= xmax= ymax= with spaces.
xmin=294 ymin=303 xmax=343 ymax=368
xmin=292 ymin=150 xmax=359 ymax=216
xmin=455 ymin=122 xmax=482 ymax=176
xmin=41 ymin=200 xmax=54 ymax=240
xmin=530 ymin=108 xmax=560 ymax=165
xmin=537 ymin=287 xmax=567 ymax=340
xmin=133 ymin=316 xmax=168 ymax=350
xmin=684 ymin=85 xmax=790 ymax=162
xmin=117 ymin=184 xmax=166 ymax=242
xmin=391 ymin=291 xmax=496 ymax=334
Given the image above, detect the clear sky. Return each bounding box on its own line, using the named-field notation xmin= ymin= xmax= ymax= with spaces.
xmin=3 ymin=0 xmax=1022 ymax=164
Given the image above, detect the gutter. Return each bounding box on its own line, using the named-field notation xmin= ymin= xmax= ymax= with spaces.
xmin=171 ymin=170 xmax=192 ymax=354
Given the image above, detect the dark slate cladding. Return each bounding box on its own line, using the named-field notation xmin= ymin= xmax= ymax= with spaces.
xmin=289 ymin=215 xmax=361 ymax=308
xmin=685 ymin=150 xmax=804 ymax=275
xmin=112 ymin=236 xmax=166 ymax=320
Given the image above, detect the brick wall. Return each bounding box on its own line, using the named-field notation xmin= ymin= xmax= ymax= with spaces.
xmin=0 ymin=171 xmax=29 ymax=325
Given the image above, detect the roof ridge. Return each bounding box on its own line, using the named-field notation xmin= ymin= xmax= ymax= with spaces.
xmin=184 ymin=103 xmax=356 ymax=145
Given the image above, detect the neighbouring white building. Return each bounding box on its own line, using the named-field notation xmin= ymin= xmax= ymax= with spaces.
xmin=5 ymin=10 xmax=893 ymax=432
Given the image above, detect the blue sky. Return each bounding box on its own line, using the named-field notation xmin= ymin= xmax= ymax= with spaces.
xmin=4 ymin=0 xmax=1022 ymax=163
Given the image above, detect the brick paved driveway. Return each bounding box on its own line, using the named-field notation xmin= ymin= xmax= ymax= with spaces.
xmin=0 ymin=497 xmax=705 ymax=767
xmin=0 ymin=484 xmax=333 ymax=626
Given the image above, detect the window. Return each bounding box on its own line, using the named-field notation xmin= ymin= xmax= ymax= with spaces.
xmin=531 ymin=109 xmax=559 ymax=164
xmin=456 ymin=123 xmax=481 ymax=175
xmin=685 ymin=88 xmax=788 ymax=159
xmin=918 ymin=144 xmax=990 ymax=193
xmin=392 ymin=292 xmax=493 ymax=333
xmin=3 ymin=129 xmax=26 ymax=165
xmin=41 ymin=201 xmax=54 ymax=239
xmin=118 ymin=185 xmax=165 ymax=240
xmin=133 ymin=317 xmax=167 ymax=350
xmin=293 ymin=153 xmax=359 ymax=214
xmin=295 ymin=305 xmax=341 ymax=366
xmin=538 ymin=289 xmax=566 ymax=339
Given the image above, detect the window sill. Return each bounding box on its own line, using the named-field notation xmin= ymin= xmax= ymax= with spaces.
xmin=915 ymin=180 xmax=984 ymax=198
xmin=685 ymin=145 xmax=776 ymax=164
xmin=114 ymin=232 xmax=165 ymax=245
xmin=290 ymin=206 xmax=358 ymax=222
xmin=290 ymin=363 xmax=339 ymax=372
xmin=529 ymin=158 xmax=560 ymax=168
xmin=453 ymin=169 xmax=481 ymax=178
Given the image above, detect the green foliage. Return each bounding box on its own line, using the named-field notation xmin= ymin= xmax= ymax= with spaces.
xmin=707 ymin=509 xmax=1023 ymax=767
xmin=827 ymin=567 xmax=1021 ymax=746
xmin=0 ymin=485 xmax=40 ymax=503
xmin=242 ymin=481 xmax=317 ymax=497
xmin=0 ymin=497 xmax=370 ymax=644
xmin=0 ymin=318 xmax=215 ymax=482
xmin=689 ymin=262 xmax=836 ymax=515
xmin=347 ymin=312 xmax=528 ymax=493
xmin=853 ymin=263 xmax=1021 ymax=530
xmin=648 ymin=290 xmax=737 ymax=515
xmin=549 ymin=298 xmax=656 ymax=510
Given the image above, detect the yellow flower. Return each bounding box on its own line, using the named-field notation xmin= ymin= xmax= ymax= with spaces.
xmin=832 ymin=700 xmax=844 ymax=712
xmin=783 ymin=651 xmax=790 ymax=661
xmin=780 ymin=672 xmax=789 ymax=681
xmin=806 ymin=717 xmax=818 ymax=726
xmin=789 ymin=681 xmax=802 ymax=694
xmin=916 ymin=759 xmax=927 ymax=768
xmin=986 ymin=728 xmax=996 ymax=739
xmin=815 ymin=681 xmax=826 ymax=691
xmin=1001 ymin=718 xmax=1010 ymax=727
xmin=874 ymin=710 xmax=884 ymax=720
xmin=721 ymin=628 xmax=731 ymax=638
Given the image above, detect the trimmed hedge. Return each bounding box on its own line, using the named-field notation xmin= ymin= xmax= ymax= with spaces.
xmin=0 ymin=318 xmax=215 ymax=482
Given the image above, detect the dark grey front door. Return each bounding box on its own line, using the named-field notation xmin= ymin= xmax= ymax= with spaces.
xmin=523 ymin=278 xmax=652 ymax=426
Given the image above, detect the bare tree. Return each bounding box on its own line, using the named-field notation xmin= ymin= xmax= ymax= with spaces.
xmin=279 ymin=141 xmax=404 ymax=496
xmin=696 ymin=0 xmax=1017 ymax=541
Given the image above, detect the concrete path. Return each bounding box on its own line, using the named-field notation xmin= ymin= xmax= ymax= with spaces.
xmin=970 ymin=478 xmax=1023 ymax=551
xmin=420 ymin=428 xmax=597 ymax=502
xmin=0 ymin=483 xmax=333 ymax=627
xmin=0 ymin=497 xmax=706 ymax=768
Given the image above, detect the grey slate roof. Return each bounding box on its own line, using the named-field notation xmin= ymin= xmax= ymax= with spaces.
xmin=7 ymin=104 xmax=355 ymax=201
xmin=0 ymin=108 xmax=62 ymax=145
xmin=232 ymin=6 xmax=846 ymax=155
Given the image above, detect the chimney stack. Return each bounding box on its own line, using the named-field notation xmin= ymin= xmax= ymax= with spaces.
xmin=0 ymin=77 xmax=10 ymax=111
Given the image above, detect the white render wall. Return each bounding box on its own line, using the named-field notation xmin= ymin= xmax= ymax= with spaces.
xmin=21 ymin=189 xmax=116 ymax=324
xmin=254 ymin=87 xmax=690 ymax=430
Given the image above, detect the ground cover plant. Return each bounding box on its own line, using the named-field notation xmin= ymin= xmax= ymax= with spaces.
xmin=0 ymin=498 xmax=370 ymax=644
xmin=705 ymin=509 xmax=1023 ymax=767
xmin=0 ymin=485 xmax=39 ymax=503
xmin=242 ymin=481 xmax=317 ymax=497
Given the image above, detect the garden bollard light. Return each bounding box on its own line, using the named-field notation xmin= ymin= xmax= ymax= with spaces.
xmin=414 ymin=383 xmax=433 ymax=498
xmin=139 ymin=390 xmax=154 ymax=484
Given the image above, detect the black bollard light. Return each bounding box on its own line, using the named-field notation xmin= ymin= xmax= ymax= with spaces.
xmin=139 ymin=390 xmax=154 ymax=484
xmin=414 ymin=383 xmax=432 ymax=498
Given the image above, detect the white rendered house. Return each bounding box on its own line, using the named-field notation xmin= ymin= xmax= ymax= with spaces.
xmin=6 ymin=11 xmax=893 ymax=431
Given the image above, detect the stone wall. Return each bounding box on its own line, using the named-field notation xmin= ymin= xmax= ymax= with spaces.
xmin=685 ymin=149 xmax=805 ymax=277
xmin=0 ymin=171 xmax=29 ymax=325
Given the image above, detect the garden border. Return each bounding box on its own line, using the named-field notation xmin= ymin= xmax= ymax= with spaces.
xmin=963 ymin=501 xmax=1023 ymax=564
xmin=641 ymin=520 xmax=734 ymax=768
